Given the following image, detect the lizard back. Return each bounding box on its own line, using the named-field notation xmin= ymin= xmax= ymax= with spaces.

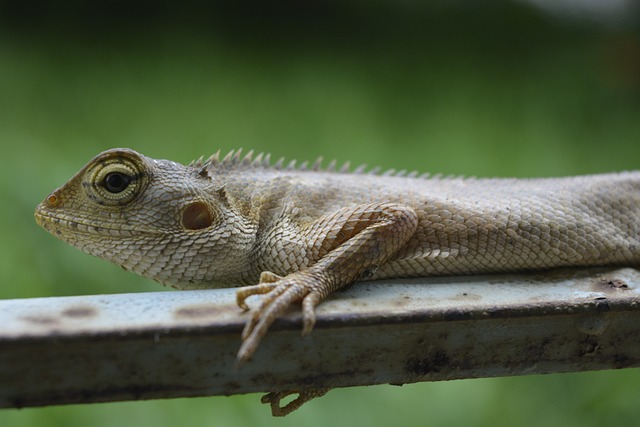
xmin=206 ymin=157 xmax=640 ymax=280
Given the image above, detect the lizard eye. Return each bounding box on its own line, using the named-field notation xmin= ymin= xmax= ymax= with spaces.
xmin=86 ymin=153 xmax=146 ymax=206
xmin=103 ymin=172 xmax=132 ymax=193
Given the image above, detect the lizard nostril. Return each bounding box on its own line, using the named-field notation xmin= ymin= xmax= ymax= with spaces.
xmin=46 ymin=193 xmax=60 ymax=207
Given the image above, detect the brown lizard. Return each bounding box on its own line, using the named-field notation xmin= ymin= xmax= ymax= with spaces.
xmin=35 ymin=148 xmax=640 ymax=415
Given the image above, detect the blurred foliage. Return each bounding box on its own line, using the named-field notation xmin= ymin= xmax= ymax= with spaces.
xmin=1 ymin=1 xmax=639 ymax=426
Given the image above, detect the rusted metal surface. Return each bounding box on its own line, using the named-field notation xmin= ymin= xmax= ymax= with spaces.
xmin=1 ymin=267 xmax=640 ymax=408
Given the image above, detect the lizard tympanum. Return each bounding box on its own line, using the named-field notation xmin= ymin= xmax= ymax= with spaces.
xmin=35 ymin=148 xmax=640 ymax=415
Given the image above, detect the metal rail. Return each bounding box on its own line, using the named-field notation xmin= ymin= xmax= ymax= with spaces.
xmin=1 ymin=267 xmax=640 ymax=408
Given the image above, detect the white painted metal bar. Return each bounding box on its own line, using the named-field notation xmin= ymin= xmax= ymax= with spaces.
xmin=1 ymin=267 xmax=639 ymax=409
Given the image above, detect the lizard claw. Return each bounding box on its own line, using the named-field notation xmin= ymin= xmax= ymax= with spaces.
xmin=235 ymin=270 xmax=285 ymax=309
xmin=301 ymin=291 xmax=321 ymax=335
xmin=235 ymin=270 xmax=325 ymax=366
xmin=236 ymin=282 xmax=279 ymax=310
xmin=259 ymin=271 xmax=283 ymax=283
xmin=240 ymin=283 xmax=293 ymax=340
xmin=261 ymin=388 xmax=329 ymax=416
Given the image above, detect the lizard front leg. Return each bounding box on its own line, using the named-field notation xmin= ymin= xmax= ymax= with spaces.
xmin=235 ymin=202 xmax=419 ymax=365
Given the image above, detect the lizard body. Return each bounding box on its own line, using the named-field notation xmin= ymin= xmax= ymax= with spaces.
xmin=35 ymin=148 xmax=640 ymax=415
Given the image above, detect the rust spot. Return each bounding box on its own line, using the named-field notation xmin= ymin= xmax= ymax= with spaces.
xmin=451 ymin=292 xmax=481 ymax=301
xmin=390 ymin=295 xmax=412 ymax=308
xmin=20 ymin=315 xmax=59 ymax=325
xmin=598 ymin=278 xmax=629 ymax=290
xmin=62 ymin=306 xmax=97 ymax=318
xmin=174 ymin=304 xmax=220 ymax=318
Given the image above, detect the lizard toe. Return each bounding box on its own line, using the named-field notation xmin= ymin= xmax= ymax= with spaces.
xmin=259 ymin=271 xmax=283 ymax=283
xmin=236 ymin=278 xmax=310 ymax=365
xmin=301 ymin=292 xmax=321 ymax=336
xmin=261 ymin=389 xmax=330 ymax=416
xmin=236 ymin=282 xmax=279 ymax=310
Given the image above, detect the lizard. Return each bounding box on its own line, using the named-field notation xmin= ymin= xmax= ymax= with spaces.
xmin=34 ymin=148 xmax=640 ymax=415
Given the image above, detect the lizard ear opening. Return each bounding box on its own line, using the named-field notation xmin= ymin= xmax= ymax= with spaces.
xmin=182 ymin=201 xmax=214 ymax=230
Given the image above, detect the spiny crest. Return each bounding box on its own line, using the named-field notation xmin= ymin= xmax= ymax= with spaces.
xmin=189 ymin=149 xmax=442 ymax=179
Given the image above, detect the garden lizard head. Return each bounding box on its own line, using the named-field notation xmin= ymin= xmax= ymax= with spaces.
xmin=35 ymin=148 xmax=255 ymax=288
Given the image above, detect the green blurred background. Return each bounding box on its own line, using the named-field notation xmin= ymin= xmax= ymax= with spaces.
xmin=1 ymin=1 xmax=640 ymax=426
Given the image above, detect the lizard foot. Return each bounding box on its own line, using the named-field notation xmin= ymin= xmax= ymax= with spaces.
xmin=235 ymin=269 xmax=326 ymax=366
xmin=235 ymin=271 xmax=283 ymax=309
xmin=261 ymin=388 xmax=329 ymax=416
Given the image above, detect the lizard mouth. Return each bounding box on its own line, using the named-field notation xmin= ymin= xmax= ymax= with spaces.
xmin=34 ymin=204 xmax=158 ymax=237
xmin=35 ymin=206 xmax=116 ymax=237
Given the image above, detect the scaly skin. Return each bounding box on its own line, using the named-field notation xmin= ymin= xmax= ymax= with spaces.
xmin=35 ymin=148 xmax=640 ymax=415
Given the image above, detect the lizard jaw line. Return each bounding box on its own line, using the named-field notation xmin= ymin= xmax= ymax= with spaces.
xmin=34 ymin=209 xmax=159 ymax=237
